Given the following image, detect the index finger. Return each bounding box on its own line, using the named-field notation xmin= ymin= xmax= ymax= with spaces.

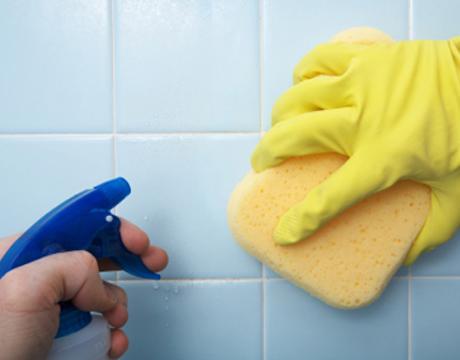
xmin=99 ymin=218 xmax=169 ymax=273
xmin=0 ymin=219 xmax=168 ymax=273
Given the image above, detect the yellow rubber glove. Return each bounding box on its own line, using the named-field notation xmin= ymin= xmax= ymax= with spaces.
xmin=252 ymin=37 xmax=460 ymax=264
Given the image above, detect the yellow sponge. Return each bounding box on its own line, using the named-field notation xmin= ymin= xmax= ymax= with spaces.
xmin=330 ymin=27 xmax=393 ymax=44
xmin=227 ymin=29 xmax=431 ymax=309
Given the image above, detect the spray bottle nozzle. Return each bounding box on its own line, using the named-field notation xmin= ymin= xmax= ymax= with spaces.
xmin=95 ymin=177 xmax=131 ymax=209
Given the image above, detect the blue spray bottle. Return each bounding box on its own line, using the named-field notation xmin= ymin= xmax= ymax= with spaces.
xmin=0 ymin=178 xmax=159 ymax=360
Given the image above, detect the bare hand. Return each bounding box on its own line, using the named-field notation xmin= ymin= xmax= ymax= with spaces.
xmin=0 ymin=219 xmax=168 ymax=360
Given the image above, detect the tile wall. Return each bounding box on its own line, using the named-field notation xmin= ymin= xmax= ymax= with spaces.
xmin=1 ymin=0 xmax=459 ymax=359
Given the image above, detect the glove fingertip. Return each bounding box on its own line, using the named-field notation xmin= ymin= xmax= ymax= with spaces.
xmin=273 ymin=212 xmax=308 ymax=245
xmin=273 ymin=227 xmax=299 ymax=245
xmin=402 ymin=254 xmax=416 ymax=267
xmin=403 ymin=242 xmax=424 ymax=266
xmin=250 ymin=153 xmax=266 ymax=173
xmin=251 ymin=145 xmax=280 ymax=173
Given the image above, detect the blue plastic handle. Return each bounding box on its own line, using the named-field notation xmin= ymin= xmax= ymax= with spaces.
xmin=0 ymin=177 xmax=160 ymax=337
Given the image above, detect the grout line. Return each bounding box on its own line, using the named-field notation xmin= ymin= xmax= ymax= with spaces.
xmin=408 ymin=0 xmax=414 ymax=40
xmin=263 ymin=277 xmax=284 ymax=282
xmin=411 ymin=275 xmax=460 ymax=280
xmin=408 ymin=266 xmax=412 ymax=360
xmin=394 ymin=275 xmax=460 ymax=280
xmin=113 ymin=275 xmax=460 ymax=283
xmin=0 ymin=133 xmax=114 ymax=139
xmin=259 ymin=2 xmax=266 ymax=359
xmin=0 ymin=132 xmax=260 ymax=138
xmin=259 ymin=0 xmax=264 ymax=134
xmin=118 ymin=278 xmax=263 ymax=284
xmin=117 ymin=132 xmax=260 ymax=137
xmin=109 ymin=0 xmax=120 ymax=284
xmin=262 ymin=265 xmax=267 ymax=360
xmin=111 ymin=0 xmax=117 ymax=179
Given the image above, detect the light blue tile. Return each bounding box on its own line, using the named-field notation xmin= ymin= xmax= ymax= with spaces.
xmin=412 ymin=279 xmax=460 ymax=360
xmin=0 ymin=136 xmax=113 ymax=237
xmin=101 ymin=272 xmax=117 ymax=281
xmin=266 ymin=278 xmax=408 ymax=360
xmin=400 ymin=266 xmax=410 ymax=276
xmin=413 ymin=0 xmax=460 ymax=39
xmin=121 ymin=281 xmax=262 ymax=360
xmin=264 ymin=0 xmax=408 ymax=129
xmin=265 ymin=266 xmax=280 ymax=278
xmin=412 ymin=230 xmax=460 ymax=276
xmin=115 ymin=0 xmax=259 ymax=132
xmin=117 ymin=135 xmax=261 ymax=278
xmin=0 ymin=0 xmax=112 ymax=133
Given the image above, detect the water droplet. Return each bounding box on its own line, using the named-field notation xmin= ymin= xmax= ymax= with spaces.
xmin=165 ymin=296 xmax=169 ymax=301
xmin=173 ymin=287 xmax=179 ymax=294
xmin=143 ymin=216 xmax=149 ymax=221
xmin=153 ymin=284 xmax=159 ymax=290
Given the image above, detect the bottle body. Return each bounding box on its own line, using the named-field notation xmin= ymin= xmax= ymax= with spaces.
xmin=47 ymin=315 xmax=110 ymax=360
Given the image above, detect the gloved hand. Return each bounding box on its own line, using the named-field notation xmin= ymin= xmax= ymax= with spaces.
xmin=252 ymin=37 xmax=460 ymax=264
